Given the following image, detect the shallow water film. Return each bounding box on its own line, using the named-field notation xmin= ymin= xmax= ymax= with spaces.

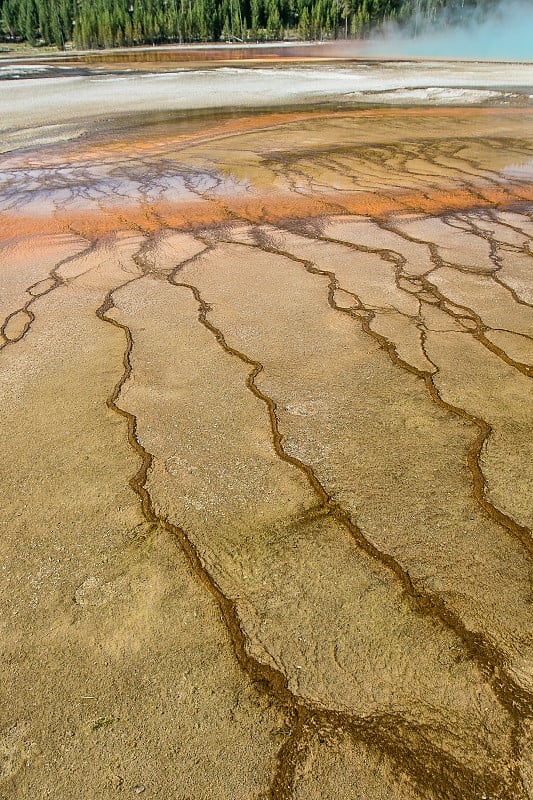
xmin=1 ymin=55 xmax=532 ymax=799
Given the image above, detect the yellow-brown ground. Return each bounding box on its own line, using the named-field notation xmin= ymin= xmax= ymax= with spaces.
xmin=1 ymin=90 xmax=532 ymax=800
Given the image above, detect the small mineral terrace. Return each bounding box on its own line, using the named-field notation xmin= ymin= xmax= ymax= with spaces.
xmin=0 ymin=55 xmax=532 ymax=799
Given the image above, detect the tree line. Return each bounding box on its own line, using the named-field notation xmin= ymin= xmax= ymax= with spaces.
xmin=0 ymin=0 xmax=492 ymax=50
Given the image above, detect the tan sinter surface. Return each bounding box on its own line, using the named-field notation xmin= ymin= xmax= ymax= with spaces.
xmin=0 ymin=62 xmax=532 ymax=799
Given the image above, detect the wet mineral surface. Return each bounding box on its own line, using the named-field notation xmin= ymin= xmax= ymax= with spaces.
xmin=0 ymin=56 xmax=532 ymax=799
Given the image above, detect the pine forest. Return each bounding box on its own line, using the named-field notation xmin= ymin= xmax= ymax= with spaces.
xmin=0 ymin=0 xmax=493 ymax=53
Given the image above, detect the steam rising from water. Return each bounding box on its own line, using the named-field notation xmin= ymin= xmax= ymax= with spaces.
xmin=369 ymin=1 xmax=533 ymax=61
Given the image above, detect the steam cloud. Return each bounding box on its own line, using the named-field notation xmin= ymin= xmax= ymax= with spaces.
xmin=368 ymin=1 xmax=533 ymax=60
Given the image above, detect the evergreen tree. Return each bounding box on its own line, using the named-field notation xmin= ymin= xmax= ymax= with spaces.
xmin=1 ymin=0 xmax=18 ymax=37
xmin=24 ymin=0 xmax=39 ymax=43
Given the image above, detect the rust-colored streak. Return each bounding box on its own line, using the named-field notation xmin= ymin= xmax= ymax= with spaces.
xmin=4 ymin=184 xmax=533 ymax=244
xmin=3 ymin=105 xmax=533 ymax=244
xmin=8 ymin=106 xmax=533 ymax=168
